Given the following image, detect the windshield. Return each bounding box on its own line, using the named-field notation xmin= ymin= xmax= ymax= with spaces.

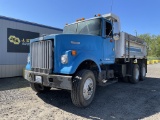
xmin=63 ymin=18 xmax=101 ymax=36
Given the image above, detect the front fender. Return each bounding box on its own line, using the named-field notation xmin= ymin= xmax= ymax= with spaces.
xmin=60 ymin=52 xmax=101 ymax=74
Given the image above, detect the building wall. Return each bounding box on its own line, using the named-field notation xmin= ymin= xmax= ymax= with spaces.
xmin=0 ymin=18 xmax=62 ymax=78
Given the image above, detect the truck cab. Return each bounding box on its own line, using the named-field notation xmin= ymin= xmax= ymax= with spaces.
xmin=25 ymin=13 xmax=147 ymax=107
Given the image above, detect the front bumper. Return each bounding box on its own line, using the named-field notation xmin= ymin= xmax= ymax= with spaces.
xmin=25 ymin=70 xmax=72 ymax=90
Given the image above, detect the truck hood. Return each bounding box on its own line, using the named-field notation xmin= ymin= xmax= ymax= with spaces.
xmin=54 ymin=34 xmax=103 ymax=52
xmin=53 ymin=34 xmax=103 ymax=74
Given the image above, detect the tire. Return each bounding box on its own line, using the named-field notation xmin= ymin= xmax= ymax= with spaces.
xmin=30 ymin=83 xmax=51 ymax=93
xmin=139 ymin=63 xmax=146 ymax=81
xmin=129 ymin=64 xmax=140 ymax=84
xmin=71 ymin=70 xmax=96 ymax=107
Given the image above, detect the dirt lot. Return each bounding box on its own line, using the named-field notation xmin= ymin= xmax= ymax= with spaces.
xmin=0 ymin=64 xmax=160 ymax=120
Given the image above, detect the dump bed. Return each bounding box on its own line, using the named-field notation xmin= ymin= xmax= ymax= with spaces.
xmin=115 ymin=32 xmax=147 ymax=60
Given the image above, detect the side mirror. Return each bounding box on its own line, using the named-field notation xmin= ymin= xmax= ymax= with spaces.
xmin=113 ymin=33 xmax=120 ymax=40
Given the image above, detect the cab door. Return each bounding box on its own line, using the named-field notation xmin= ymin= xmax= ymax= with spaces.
xmin=103 ymin=20 xmax=115 ymax=64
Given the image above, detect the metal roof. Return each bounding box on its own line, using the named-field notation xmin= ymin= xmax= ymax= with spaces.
xmin=0 ymin=15 xmax=63 ymax=31
xmin=102 ymin=13 xmax=120 ymax=22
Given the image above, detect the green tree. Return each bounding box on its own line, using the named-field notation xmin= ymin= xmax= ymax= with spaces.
xmin=138 ymin=34 xmax=160 ymax=58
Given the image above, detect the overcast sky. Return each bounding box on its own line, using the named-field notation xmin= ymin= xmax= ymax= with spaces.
xmin=0 ymin=0 xmax=160 ymax=35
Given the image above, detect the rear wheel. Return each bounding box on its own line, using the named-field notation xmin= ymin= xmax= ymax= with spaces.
xmin=30 ymin=83 xmax=51 ymax=93
xmin=71 ymin=70 xmax=96 ymax=107
xmin=140 ymin=63 xmax=146 ymax=81
xmin=129 ymin=64 xmax=140 ymax=84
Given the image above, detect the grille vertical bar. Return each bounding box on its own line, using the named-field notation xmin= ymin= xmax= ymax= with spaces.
xmin=31 ymin=40 xmax=53 ymax=73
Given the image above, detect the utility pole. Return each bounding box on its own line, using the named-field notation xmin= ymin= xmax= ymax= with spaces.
xmin=134 ymin=30 xmax=138 ymax=42
xmin=134 ymin=30 xmax=137 ymax=37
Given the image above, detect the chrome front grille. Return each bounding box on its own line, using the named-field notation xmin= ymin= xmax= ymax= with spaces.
xmin=31 ymin=40 xmax=53 ymax=73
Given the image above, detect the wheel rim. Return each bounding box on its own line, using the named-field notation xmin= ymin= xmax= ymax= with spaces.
xmin=83 ymin=78 xmax=94 ymax=100
xmin=135 ymin=67 xmax=139 ymax=80
xmin=142 ymin=66 xmax=146 ymax=77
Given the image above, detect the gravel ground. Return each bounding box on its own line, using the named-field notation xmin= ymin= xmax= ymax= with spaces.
xmin=0 ymin=64 xmax=160 ymax=120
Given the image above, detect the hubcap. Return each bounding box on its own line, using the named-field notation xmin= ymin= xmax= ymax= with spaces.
xmin=135 ymin=67 xmax=139 ymax=80
xmin=83 ymin=78 xmax=94 ymax=100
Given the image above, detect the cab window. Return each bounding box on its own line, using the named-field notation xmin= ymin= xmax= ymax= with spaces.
xmin=105 ymin=22 xmax=112 ymax=37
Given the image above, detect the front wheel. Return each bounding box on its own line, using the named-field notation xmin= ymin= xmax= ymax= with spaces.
xmin=71 ymin=70 xmax=96 ymax=107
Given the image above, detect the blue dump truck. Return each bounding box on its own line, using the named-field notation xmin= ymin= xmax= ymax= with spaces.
xmin=25 ymin=13 xmax=147 ymax=107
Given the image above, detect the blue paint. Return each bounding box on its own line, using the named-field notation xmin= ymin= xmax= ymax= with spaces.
xmin=102 ymin=19 xmax=115 ymax=62
xmin=26 ymin=17 xmax=115 ymax=75
xmin=126 ymin=47 xmax=142 ymax=53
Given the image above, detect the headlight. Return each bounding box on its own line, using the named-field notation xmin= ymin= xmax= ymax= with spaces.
xmin=27 ymin=55 xmax=30 ymax=63
xmin=61 ymin=55 xmax=68 ymax=64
